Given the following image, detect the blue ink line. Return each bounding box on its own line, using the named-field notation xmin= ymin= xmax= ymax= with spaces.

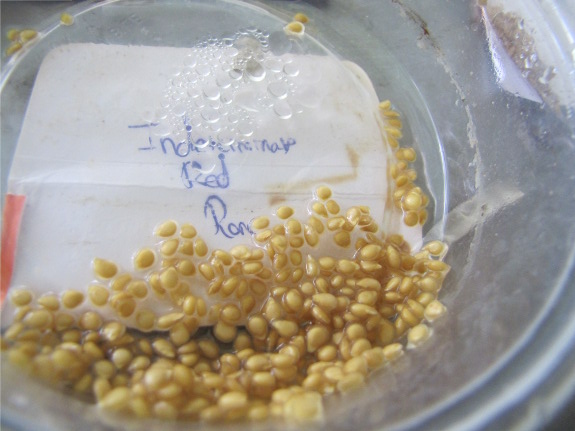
xmin=204 ymin=195 xmax=252 ymax=239
xmin=181 ymin=153 xmax=229 ymax=190
xmin=128 ymin=123 xmax=158 ymax=129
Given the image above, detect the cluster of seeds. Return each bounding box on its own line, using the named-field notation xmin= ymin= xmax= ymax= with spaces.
xmin=4 ymin=28 xmax=37 ymax=57
xmin=1 ymin=191 xmax=448 ymax=422
xmin=1 ymin=101 xmax=448 ymax=423
xmin=379 ymin=100 xmax=429 ymax=227
xmin=284 ymin=13 xmax=309 ymax=37
xmin=4 ymin=13 xmax=73 ymax=58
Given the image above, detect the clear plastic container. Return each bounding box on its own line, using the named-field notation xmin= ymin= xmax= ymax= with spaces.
xmin=1 ymin=1 xmax=574 ymax=430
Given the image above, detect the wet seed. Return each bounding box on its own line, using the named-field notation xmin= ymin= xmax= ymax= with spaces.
xmin=93 ymin=258 xmax=118 ymax=279
xmin=61 ymin=290 xmax=84 ymax=309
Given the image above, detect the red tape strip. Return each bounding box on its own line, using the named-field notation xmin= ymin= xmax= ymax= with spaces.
xmin=1 ymin=194 xmax=26 ymax=304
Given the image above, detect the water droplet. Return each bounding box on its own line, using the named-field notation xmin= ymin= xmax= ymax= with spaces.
xmin=268 ymin=81 xmax=289 ymax=99
xmin=189 ymin=115 xmax=202 ymax=127
xmin=141 ymin=110 xmax=155 ymax=123
xmin=291 ymin=102 xmax=305 ymax=114
xmin=246 ymin=59 xmax=266 ymax=81
xmin=218 ymin=133 xmax=235 ymax=147
xmin=220 ymin=91 xmax=234 ymax=105
xmin=153 ymin=123 xmax=171 ymax=136
xmin=216 ymin=72 xmax=231 ymax=89
xmin=196 ymin=63 xmax=211 ymax=76
xmin=170 ymin=67 xmax=182 ymax=77
xmin=235 ymin=90 xmax=260 ymax=112
xmin=223 ymin=47 xmax=239 ymax=58
xmin=228 ymin=113 xmax=239 ymax=124
xmin=195 ymin=135 xmax=211 ymax=148
xmin=174 ymin=131 xmax=187 ymax=144
xmin=172 ymin=103 xmax=187 ymax=116
xmin=187 ymin=88 xmax=201 ymax=98
xmin=203 ymin=86 xmax=221 ymax=100
xmin=201 ymin=107 xmax=220 ymax=123
xmin=208 ymin=99 xmax=221 ymax=109
xmin=238 ymin=121 xmax=254 ymax=136
xmin=273 ymin=100 xmax=292 ymax=119
xmin=283 ymin=63 xmax=299 ymax=77
xmin=264 ymin=58 xmax=283 ymax=73
xmin=259 ymin=96 xmax=275 ymax=108
xmin=155 ymin=108 xmax=169 ymax=120
xmin=229 ymin=69 xmax=243 ymax=80
xmin=184 ymin=54 xmax=198 ymax=68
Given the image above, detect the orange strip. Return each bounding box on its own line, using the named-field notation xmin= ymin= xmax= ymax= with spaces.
xmin=1 ymin=194 xmax=26 ymax=304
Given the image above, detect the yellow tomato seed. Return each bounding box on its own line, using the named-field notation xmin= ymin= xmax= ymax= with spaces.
xmin=126 ymin=280 xmax=148 ymax=299
xmin=424 ymin=300 xmax=447 ymax=321
xmin=285 ymin=21 xmax=305 ymax=36
xmin=272 ymin=320 xmax=299 ymax=338
xmin=60 ymin=12 xmax=74 ymax=26
xmin=194 ymin=239 xmax=208 ymax=257
xmin=382 ymin=343 xmax=404 ymax=361
xmin=79 ymin=311 xmax=103 ymax=331
xmin=18 ymin=29 xmax=36 ymax=42
xmin=407 ymin=324 xmax=430 ymax=347
xmin=135 ymin=309 xmax=156 ymax=331
xmin=326 ymin=200 xmax=340 ymax=215
xmin=160 ymin=238 xmax=179 ymax=256
xmin=306 ymin=326 xmax=330 ymax=352
xmin=99 ymin=387 xmax=131 ymax=411
xmin=37 ymin=294 xmax=60 ymax=311
xmin=134 ymin=248 xmax=155 ymax=270
xmin=93 ymin=258 xmax=118 ymax=279
xmin=179 ymin=223 xmax=197 ymax=238
xmin=251 ymin=216 xmax=270 ymax=230
xmin=23 ymin=309 xmax=53 ymax=329
xmin=221 ymin=304 xmax=242 ymax=324
xmin=155 ymin=220 xmax=177 ymax=237
xmin=293 ymin=12 xmax=309 ymax=23
xmin=160 ymin=267 xmax=179 ymax=289
xmin=61 ymin=290 xmax=84 ymax=309
xmin=88 ymin=284 xmax=110 ymax=307
xmin=404 ymin=210 xmax=419 ymax=227
xmin=157 ymin=312 xmax=184 ymax=330
xmin=276 ymin=206 xmax=294 ymax=220
xmin=213 ymin=321 xmax=237 ymax=343
xmin=10 ymin=289 xmax=33 ymax=307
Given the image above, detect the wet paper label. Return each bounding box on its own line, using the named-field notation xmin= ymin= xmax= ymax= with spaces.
xmin=5 ymin=42 xmax=405 ymax=300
